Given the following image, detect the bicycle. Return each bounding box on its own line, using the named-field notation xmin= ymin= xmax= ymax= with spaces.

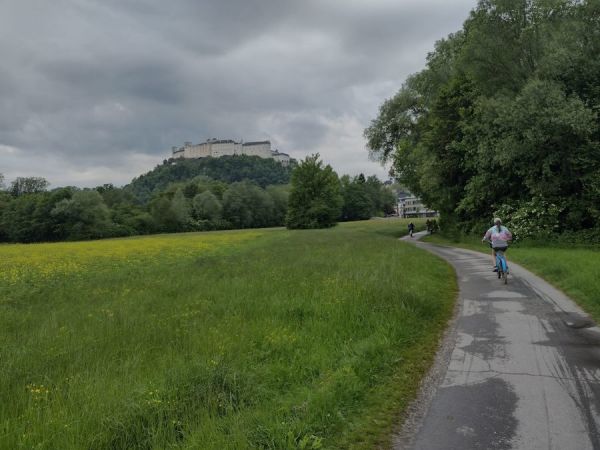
xmin=484 ymin=240 xmax=510 ymax=284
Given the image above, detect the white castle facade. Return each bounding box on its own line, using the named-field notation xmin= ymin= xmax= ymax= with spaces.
xmin=171 ymin=139 xmax=291 ymax=166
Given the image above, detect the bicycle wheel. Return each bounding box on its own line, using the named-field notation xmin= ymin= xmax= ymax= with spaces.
xmin=503 ymin=271 xmax=508 ymax=284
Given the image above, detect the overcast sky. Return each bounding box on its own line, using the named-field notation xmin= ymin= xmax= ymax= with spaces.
xmin=0 ymin=0 xmax=476 ymax=188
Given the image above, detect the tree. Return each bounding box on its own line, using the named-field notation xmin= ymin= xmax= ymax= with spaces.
xmin=192 ymin=191 xmax=222 ymax=221
xmin=266 ymin=185 xmax=290 ymax=225
xmin=170 ymin=189 xmax=191 ymax=227
xmin=286 ymin=154 xmax=342 ymax=229
xmin=366 ymin=0 xmax=600 ymax=234
xmin=51 ymin=190 xmax=113 ymax=240
xmin=340 ymin=175 xmax=372 ymax=221
xmin=10 ymin=177 xmax=49 ymax=197
xmin=222 ymin=181 xmax=275 ymax=228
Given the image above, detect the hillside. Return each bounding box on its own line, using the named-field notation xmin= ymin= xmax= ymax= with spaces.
xmin=126 ymin=155 xmax=293 ymax=203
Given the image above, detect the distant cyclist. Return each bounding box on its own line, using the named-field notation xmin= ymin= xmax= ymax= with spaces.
xmin=482 ymin=218 xmax=512 ymax=272
xmin=408 ymin=222 xmax=415 ymax=237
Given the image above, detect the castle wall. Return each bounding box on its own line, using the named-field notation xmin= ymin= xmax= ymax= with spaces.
xmin=172 ymin=139 xmax=288 ymax=163
xmin=242 ymin=142 xmax=271 ymax=158
xmin=183 ymin=142 xmax=211 ymax=158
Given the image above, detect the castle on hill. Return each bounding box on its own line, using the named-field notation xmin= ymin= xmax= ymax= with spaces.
xmin=171 ymin=139 xmax=292 ymax=166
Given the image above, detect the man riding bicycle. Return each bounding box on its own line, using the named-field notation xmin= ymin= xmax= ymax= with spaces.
xmin=482 ymin=218 xmax=512 ymax=272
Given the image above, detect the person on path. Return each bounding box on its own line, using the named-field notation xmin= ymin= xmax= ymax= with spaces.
xmin=482 ymin=218 xmax=512 ymax=272
xmin=408 ymin=222 xmax=415 ymax=237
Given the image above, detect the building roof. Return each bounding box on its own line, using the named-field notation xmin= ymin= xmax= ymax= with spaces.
xmin=210 ymin=139 xmax=237 ymax=144
xmin=243 ymin=141 xmax=270 ymax=146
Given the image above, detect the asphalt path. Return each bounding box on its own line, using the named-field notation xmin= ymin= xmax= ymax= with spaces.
xmin=395 ymin=232 xmax=600 ymax=450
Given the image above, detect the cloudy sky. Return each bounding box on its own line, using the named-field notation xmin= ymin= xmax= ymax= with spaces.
xmin=0 ymin=0 xmax=476 ymax=188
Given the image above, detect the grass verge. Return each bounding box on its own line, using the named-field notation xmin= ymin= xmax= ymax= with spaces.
xmin=423 ymin=232 xmax=600 ymax=322
xmin=1 ymin=219 xmax=454 ymax=449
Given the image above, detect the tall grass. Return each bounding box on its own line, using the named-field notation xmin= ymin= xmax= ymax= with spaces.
xmin=1 ymin=219 xmax=453 ymax=449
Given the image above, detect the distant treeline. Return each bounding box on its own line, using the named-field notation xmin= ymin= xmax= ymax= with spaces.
xmin=0 ymin=159 xmax=396 ymax=243
xmin=366 ymin=0 xmax=600 ymax=238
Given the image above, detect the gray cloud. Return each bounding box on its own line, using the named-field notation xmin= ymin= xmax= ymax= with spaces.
xmin=0 ymin=0 xmax=477 ymax=187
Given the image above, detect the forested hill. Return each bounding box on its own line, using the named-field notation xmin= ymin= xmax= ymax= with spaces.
xmin=126 ymin=155 xmax=293 ymax=203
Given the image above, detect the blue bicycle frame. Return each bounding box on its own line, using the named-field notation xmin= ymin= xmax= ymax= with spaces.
xmin=495 ymin=249 xmax=508 ymax=273
xmin=483 ymin=238 xmax=510 ymax=283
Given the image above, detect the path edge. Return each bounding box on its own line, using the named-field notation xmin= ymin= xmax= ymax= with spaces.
xmin=391 ymin=233 xmax=462 ymax=450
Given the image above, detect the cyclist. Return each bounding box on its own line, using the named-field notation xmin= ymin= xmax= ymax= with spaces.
xmin=482 ymin=218 xmax=512 ymax=272
xmin=408 ymin=222 xmax=415 ymax=237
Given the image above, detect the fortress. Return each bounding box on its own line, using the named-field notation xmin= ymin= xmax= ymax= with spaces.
xmin=171 ymin=139 xmax=292 ymax=166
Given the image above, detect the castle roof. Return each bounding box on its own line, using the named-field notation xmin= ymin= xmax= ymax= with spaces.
xmin=209 ymin=139 xmax=237 ymax=144
xmin=243 ymin=141 xmax=270 ymax=146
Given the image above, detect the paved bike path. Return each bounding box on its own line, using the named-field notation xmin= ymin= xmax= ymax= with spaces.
xmin=396 ymin=233 xmax=600 ymax=450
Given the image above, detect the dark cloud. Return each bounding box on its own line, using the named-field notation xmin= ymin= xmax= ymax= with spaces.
xmin=0 ymin=0 xmax=477 ymax=187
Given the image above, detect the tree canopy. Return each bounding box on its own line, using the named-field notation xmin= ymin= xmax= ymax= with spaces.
xmin=286 ymin=154 xmax=343 ymax=229
xmin=0 ymin=163 xmax=393 ymax=243
xmin=365 ymin=0 xmax=600 ymax=235
xmin=127 ymin=155 xmax=294 ymax=203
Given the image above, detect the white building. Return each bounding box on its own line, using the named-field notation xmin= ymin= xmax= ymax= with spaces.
xmin=271 ymin=150 xmax=291 ymax=166
xmin=397 ymin=192 xmax=437 ymax=218
xmin=171 ymin=138 xmax=292 ymax=165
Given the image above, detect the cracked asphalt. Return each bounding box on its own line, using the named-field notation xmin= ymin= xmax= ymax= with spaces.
xmin=395 ymin=232 xmax=600 ymax=450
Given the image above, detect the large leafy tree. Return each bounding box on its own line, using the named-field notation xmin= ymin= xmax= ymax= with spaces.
xmin=51 ymin=190 xmax=114 ymax=240
xmin=192 ymin=191 xmax=222 ymax=221
xmin=286 ymin=154 xmax=342 ymax=229
xmin=366 ymin=0 xmax=600 ymax=233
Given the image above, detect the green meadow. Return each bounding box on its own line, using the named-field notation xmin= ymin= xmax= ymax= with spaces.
xmin=1 ymin=219 xmax=455 ymax=450
xmin=424 ymin=233 xmax=600 ymax=322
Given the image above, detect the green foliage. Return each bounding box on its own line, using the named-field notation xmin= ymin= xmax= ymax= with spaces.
xmin=192 ymin=191 xmax=223 ymax=221
xmin=0 ymin=162 xmax=386 ymax=243
xmin=51 ymin=190 xmax=114 ymax=240
xmin=222 ymin=181 xmax=275 ymax=229
xmin=127 ymin=155 xmax=293 ymax=203
xmin=495 ymin=196 xmax=563 ymax=240
xmin=366 ymin=0 xmax=600 ymax=234
xmin=340 ymin=174 xmax=396 ymax=220
xmin=9 ymin=176 xmax=50 ymax=197
xmin=286 ymin=155 xmax=343 ymax=229
xmin=0 ymin=220 xmax=455 ymax=449
xmin=340 ymin=175 xmax=372 ymax=220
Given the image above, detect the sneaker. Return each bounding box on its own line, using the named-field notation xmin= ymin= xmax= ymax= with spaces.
xmin=492 ymin=267 xmax=498 ymax=272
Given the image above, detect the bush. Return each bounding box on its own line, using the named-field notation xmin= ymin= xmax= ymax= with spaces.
xmin=495 ymin=197 xmax=563 ymax=241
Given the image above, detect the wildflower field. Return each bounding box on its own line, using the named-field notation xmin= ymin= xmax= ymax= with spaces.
xmin=1 ymin=219 xmax=455 ymax=449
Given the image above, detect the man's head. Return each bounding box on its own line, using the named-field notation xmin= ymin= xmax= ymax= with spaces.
xmin=494 ymin=217 xmax=502 ymax=226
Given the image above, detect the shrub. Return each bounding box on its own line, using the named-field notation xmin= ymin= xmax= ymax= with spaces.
xmin=495 ymin=197 xmax=563 ymax=241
